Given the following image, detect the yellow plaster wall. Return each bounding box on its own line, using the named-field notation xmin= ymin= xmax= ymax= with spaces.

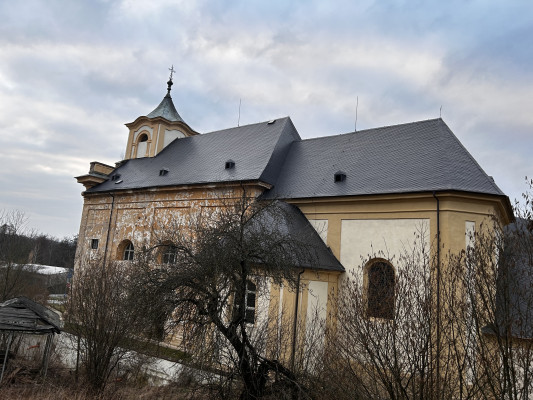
xmin=75 ymin=185 xmax=265 ymax=268
xmin=75 ymin=185 xmax=511 ymax=358
xmin=292 ymin=192 xmax=508 ymax=263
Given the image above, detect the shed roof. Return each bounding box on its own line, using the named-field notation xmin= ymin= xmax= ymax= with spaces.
xmin=0 ymin=297 xmax=61 ymax=334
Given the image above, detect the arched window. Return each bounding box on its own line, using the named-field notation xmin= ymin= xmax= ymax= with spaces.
xmin=123 ymin=242 xmax=134 ymax=261
xmin=136 ymin=133 xmax=149 ymax=158
xmin=366 ymin=260 xmax=395 ymax=319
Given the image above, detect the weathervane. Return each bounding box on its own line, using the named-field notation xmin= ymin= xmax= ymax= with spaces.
xmin=166 ymin=65 xmax=175 ymax=97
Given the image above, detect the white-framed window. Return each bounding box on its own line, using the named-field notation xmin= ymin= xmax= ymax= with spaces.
xmin=244 ymin=281 xmax=256 ymax=324
xmin=162 ymin=246 xmax=176 ymax=264
xmin=123 ymin=242 xmax=134 ymax=261
xmin=235 ymin=280 xmax=256 ymax=324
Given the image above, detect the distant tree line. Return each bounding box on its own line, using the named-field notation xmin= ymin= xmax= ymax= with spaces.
xmin=0 ymin=212 xmax=77 ymax=269
xmin=0 ymin=210 xmax=77 ymax=301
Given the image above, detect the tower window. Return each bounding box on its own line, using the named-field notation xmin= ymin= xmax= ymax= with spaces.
xmin=366 ymin=260 xmax=395 ymax=319
xmin=136 ymin=133 xmax=150 ymax=158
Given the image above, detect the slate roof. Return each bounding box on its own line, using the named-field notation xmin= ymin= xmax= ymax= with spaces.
xmin=263 ymin=118 xmax=504 ymax=199
xmin=87 ymin=117 xmax=300 ymax=193
xmin=88 ymin=117 xmax=505 ymax=203
xmin=251 ymin=201 xmax=344 ymax=271
xmin=0 ymin=297 xmax=61 ymax=334
xmin=146 ymin=94 xmax=185 ymax=122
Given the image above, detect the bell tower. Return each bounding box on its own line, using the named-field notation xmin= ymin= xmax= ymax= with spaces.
xmin=124 ymin=66 xmax=198 ymax=160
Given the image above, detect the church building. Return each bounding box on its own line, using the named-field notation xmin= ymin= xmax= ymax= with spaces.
xmin=75 ymin=76 xmax=514 ymax=349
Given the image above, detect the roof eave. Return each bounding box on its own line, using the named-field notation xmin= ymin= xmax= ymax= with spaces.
xmin=83 ymin=179 xmax=273 ymax=197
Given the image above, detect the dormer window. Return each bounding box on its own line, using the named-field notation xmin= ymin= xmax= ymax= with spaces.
xmin=225 ymin=160 xmax=235 ymax=169
xmin=159 ymin=168 xmax=169 ymax=176
xmin=334 ymin=171 xmax=346 ymax=183
xmin=111 ymin=174 xmax=121 ymax=181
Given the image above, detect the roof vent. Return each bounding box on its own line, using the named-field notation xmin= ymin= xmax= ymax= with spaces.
xmin=334 ymin=171 xmax=346 ymax=183
xmin=267 ymin=120 xmax=276 ymax=124
xmin=115 ymin=179 xmax=123 ymax=184
xmin=225 ymin=160 xmax=235 ymax=169
xmin=111 ymin=174 xmax=121 ymax=181
xmin=159 ymin=168 xmax=169 ymax=176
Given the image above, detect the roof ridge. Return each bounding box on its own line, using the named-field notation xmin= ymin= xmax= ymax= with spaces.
xmin=299 ymin=117 xmax=443 ymax=143
xmin=203 ymin=116 xmax=290 ymax=135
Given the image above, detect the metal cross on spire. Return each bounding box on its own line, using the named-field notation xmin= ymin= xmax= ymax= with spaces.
xmin=166 ymin=65 xmax=175 ymax=97
xmin=168 ymin=65 xmax=175 ymax=81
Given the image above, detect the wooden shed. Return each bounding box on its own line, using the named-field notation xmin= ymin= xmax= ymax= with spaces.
xmin=0 ymin=297 xmax=62 ymax=383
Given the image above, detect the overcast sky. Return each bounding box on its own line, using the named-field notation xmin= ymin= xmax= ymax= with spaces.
xmin=0 ymin=0 xmax=532 ymax=238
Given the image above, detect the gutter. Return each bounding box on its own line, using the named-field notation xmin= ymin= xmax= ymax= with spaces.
xmin=433 ymin=191 xmax=441 ymax=397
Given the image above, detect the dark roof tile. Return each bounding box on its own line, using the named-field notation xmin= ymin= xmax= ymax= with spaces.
xmin=87 ymin=117 xmax=298 ymax=193
xmin=262 ymin=118 xmax=504 ymax=199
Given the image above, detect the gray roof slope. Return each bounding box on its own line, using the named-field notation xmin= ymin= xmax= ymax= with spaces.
xmin=88 ymin=117 xmax=297 ymax=193
xmin=251 ymin=201 xmax=344 ymax=271
xmin=146 ymin=94 xmax=184 ymax=122
xmin=263 ymin=118 xmax=504 ymax=199
xmin=258 ymin=118 xmax=301 ymax=184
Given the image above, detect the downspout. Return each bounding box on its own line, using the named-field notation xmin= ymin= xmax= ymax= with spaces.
xmin=290 ymin=268 xmax=305 ymax=371
xmin=102 ymin=193 xmax=115 ymax=267
xmin=432 ymin=191 xmax=441 ymax=398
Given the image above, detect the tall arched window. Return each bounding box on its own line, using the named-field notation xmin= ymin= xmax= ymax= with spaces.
xmin=123 ymin=242 xmax=134 ymax=261
xmin=366 ymin=259 xmax=395 ymax=319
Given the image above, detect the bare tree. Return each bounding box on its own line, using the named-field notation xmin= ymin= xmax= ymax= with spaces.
xmin=66 ymin=257 xmax=154 ymax=392
xmin=326 ymin=226 xmax=439 ymax=399
xmin=441 ymin=180 xmax=533 ymax=399
xmin=137 ymin=192 xmax=320 ymax=399
xmin=319 ymin=181 xmax=533 ymax=400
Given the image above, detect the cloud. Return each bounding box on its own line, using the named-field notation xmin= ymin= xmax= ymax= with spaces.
xmin=0 ymin=0 xmax=532 ymax=237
